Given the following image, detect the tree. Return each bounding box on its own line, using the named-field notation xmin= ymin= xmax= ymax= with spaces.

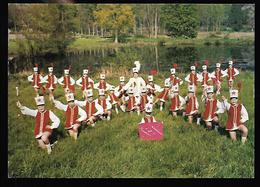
xmin=94 ymin=5 xmax=135 ymax=43
xmin=161 ymin=4 xmax=199 ymax=38
xmin=242 ymin=4 xmax=255 ymax=31
xmin=228 ymin=4 xmax=247 ymax=31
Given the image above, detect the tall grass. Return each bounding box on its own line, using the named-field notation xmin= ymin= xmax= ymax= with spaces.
xmin=8 ymin=71 xmax=254 ymax=178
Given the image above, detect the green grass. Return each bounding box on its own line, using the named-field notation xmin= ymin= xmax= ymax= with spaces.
xmin=8 ymin=71 xmax=254 ymax=178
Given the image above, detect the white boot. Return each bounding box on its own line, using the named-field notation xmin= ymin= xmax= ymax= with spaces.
xmin=160 ymin=105 xmax=163 ymax=111
xmin=115 ymin=106 xmax=119 ymax=114
xmin=46 ymin=143 xmax=52 ymax=154
xmin=120 ymin=105 xmax=126 ymax=112
xmin=107 ymin=116 xmax=111 ymax=121
xmin=196 ymin=118 xmax=201 ymax=125
xmin=241 ymin=137 xmax=247 ymax=144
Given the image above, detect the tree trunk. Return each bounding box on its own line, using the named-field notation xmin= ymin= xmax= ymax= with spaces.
xmin=96 ymin=25 xmax=99 ymax=36
xmin=101 ymin=27 xmax=104 ymax=37
xmin=114 ymin=29 xmax=118 ymax=43
xmin=154 ymin=7 xmax=158 ymax=38
xmin=155 ymin=45 xmax=159 ymax=73
xmin=92 ymin=24 xmax=95 ymax=36
xmin=88 ymin=24 xmax=91 ymax=36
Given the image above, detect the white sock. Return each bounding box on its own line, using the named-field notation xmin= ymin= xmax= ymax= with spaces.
xmin=241 ymin=137 xmax=247 ymax=144
xmin=197 ymin=118 xmax=201 ymax=125
xmin=115 ymin=107 xmax=118 ymax=114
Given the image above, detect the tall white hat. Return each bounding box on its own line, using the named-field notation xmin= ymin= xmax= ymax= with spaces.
xmin=148 ymin=75 xmax=153 ymax=82
xmin=145 ymin=103 xmax=153 ymax=113
xmin=86 ymin=89 xmax=93 ymax=97
xmin=229 ymin=60 xmax=233 ymax=65
xmin=216 ymin=63 xmax=221 ymax=68
xmin=170 ymin=68 xmax=176 ymax=74
xmin=64 ymin=69 xmax=69 ymax=75
xmin=132 ymin=67 xmax=138 ymax=73
xmin=188 ymin=85 xmax=195 ymax=93
xmin=66 ymin=93 xmax=74 ymax=102
xmin=98 ymin=89 xmax=105 ymax=96
xmin=190 ymin=66 xmax=196 ymax=71
xmin=206 ymin=86 xmax=214 ymax=93
xmin=33 ymin=67 xmax=38 ymax=72
xmin=35 ymin=96 xmax=45 ymax=106
xmin=48 ymin=67 xmax=53 ymax=72
xmin=83 ymin=69 xmax=88 ymax=74
xmin=230 ymin=89 xmax=238 ymax=98
xmin=120 ymin=76 xmax=125 ymax=82
xmin=202 ymin=65 xmax=207 ymax=70
xmin=100 ymin=74 xmax=106 ymax=79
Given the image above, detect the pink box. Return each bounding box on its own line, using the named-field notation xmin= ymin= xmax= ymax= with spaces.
xmin=138 ymin=122 xmax=164 ymax=140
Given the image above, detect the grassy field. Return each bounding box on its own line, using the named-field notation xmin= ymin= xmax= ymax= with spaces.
xmin=8 ymin=70 xmax=254 ymax=178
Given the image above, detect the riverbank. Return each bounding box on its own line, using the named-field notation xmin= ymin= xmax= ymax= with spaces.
xmin=8 ymin=71 xmax=254 ymax=177
xmin=8 ymin=32 xmax=254 ymax=56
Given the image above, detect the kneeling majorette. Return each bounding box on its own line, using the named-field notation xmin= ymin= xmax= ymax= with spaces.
xmin=125 ymin=87 xmax=140 ymax=115
xmin=169 ymin=85 xmax=185 ymax=117
xmin=140 ymin=103 xmax=157 ymax=123
xmin=154 ymin=80 xmax=171 ymax=111
xmin=96 ymin=89 xmax=112 ymax=121
xmin=16 ymin=96 xmax=60 ymax=154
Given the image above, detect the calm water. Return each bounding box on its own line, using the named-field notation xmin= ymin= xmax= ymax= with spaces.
xmin=9 ymin=45 xmax=255 ymax=77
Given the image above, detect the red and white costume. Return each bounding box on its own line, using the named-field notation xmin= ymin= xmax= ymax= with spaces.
xmin=169 ymin=88 xmax=185 ymax=112
xmin=93 ymin=74 xmax=113 ymax=91
xmin=140 ymin=103 xmax=156 ymax=123
xmin=43 ymin=67 xmax=57 ymax=90
xmin=75 ymin=100 xmax=104 ymax=120
xmin=223 ymin=67 xmax=239 ymax=82
xmin=165 ymin=68 xmax=183 ymax=87
xmin=210 ymin=64 xmax=225 ymax=85
xmin=185 ymin=95 xmax=199 ymax=115
xmin=76 ymin=70 xmax=94 ymax=91
xmin=184 ymin=66 xmax=202 ymax=86
xmin=58 ymin=69 xmax=75 ymax=92
xmin=202 ymin=98 xmax=223 ymax=122
xmin=53 ymin=99 xmax=87 ymax=130
xmin=28 ymin=73 xmax=43 ymax=89
xmin=222 ymin=90 xmax=248 ymax=131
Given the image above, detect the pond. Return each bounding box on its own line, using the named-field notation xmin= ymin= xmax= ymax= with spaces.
xmin=8 ymin=44 xmax=255 ymax=77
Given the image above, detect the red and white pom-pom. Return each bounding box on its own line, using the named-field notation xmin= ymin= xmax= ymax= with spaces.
xmin=173 ymin=63 xmax=178 ymax=69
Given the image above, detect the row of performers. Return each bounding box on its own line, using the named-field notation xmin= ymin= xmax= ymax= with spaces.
xmin=16 ymin=84 xmax=249 ymax=154
xmin=27 ymin=60 xmax=239 ymax=102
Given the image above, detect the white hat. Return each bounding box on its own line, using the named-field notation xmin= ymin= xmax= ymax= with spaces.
xmin=202 ymin=65 xmax=207 ymax=70
xmin=188 ymin=85 xmax=195 ymax=93
xmin=98 ymin=89 xmax=105 ymax=96
xmin=109 ymin=86 xmax=115 ymax=91
xmin=33 ymin=67 xmax=38 ymax=72
xmin=134 ymin=61 xmax=140 ymax=66
xmin=148 ymin=75 xmax=153 ymax=82
xmin=120 ymin=76 xmax=125 ymax=82
xmin=229 ymin=60 xmax=233 ymax=65
xmin=100 ymin=74 xmax=106 ymax=79
xmin=173 ymin=85 xmax=179 ymax=92
xmin=170 ymin=68 xmax=176 ymax=74
xmin=35 ymin=96 xmax=45 ymax=106
xmin=206 ymin=86 xmax=214 ymax=93
xmin=86 ymin=89 xmax=93 ymax=97
xmin=190 ymin=66 xmax=196 ymax=71
xmin=128 ymin=87 xmax=134 ymax=94
xmin=66 ymin=93 xmax=74 ymax=102
xmin=141 ymin=87 xmax=147 ymax=93
xmin=132 ymin=67 xmax=138 ymax=73
xmin=64 ymin=69 xmax=69 ymax=75
xmin=48 ymin=67 xmax=53 ymax=72
xmin=145 ymin=103 xmax=153 ymax=113
xmin=230 ymin=89 xmax=238 ymax=98
xmin=216 ymin=63 xmax=221 ymax=68
xmin=164 ymin=80 xmax=170 ymax=87
xmin=83 ymin=69 xmax=88 ymax=74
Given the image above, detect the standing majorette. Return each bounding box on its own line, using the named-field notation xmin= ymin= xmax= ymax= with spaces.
xmin=200 ymin=60 xmax=212 ymax=98
xmin=146 ymin=75 xmax=162 ymax=97
xmin=221 ymin=90 xmax=249 ymax=144
xmin=74 ymin=89 xmax=103 ymax=127
xmin=201 ymin=86 xmax=224 ymax=130
xmin=165 ymin=64 xmax=183 ymax=88
xmin=115 ymin=76 xmax=127 ymax=112
xmin=184 ymin=65 xmax=202 ymax=93
xmin=58 ymin=68 xmax=75 ymax=94
xmin=184 ymin=85 xmax=201 ymax=125
xmin=94 ymin=73 xmax=113 ymax=91
xmin=210 ymin=62 xmax=226 ymax=95
xmin=76 ymin=69 xmax=94 ymax=99
xmin=140 ymin=103 xmax=157 ymax=123
xmin=107 ymin=85 xmax=120 ymax=114
xmin=125 ymin=87 xmax=140 ymax=115
xmin=139 ymin=86 xmax=153 ymax=113
xmin=16 ymin=96 xmax=60 ymax=154
xmin=223 ymin=60 xmax=239 ymax=89
xmin=96 ymin=89 xmax=112 ymax=121
xmin=123 ymin=61 xmax=146 ymax=97
xmin=52 ymin=93 xmax=87 ymax=140
xmin=154 ymin=80 xmax=171 ymax=111
xmin=42 ymin=65 xmax=57 ymax=101
xmin=27 ymin=64 xmax=44 ymax=96
xmin=169 ymin=85 xmax=185 ymax=117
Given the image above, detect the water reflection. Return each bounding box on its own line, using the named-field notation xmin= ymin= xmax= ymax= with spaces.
xmin=8 ymin=45 xmax=255 ymax=76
